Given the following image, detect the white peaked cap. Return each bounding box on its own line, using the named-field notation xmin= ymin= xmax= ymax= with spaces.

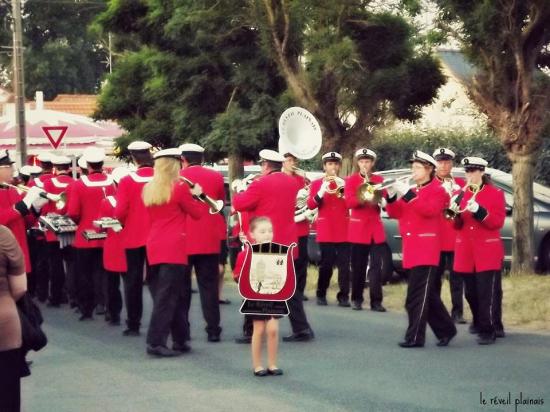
xmin=259 ymin=149 xmax=285 ymax=162
xmin=461 ymin=156 xmax=488 ymax=168
xmin=83 ymin=147 xmax=106 ymax=163
xmin=128 ymin=141 xmax=152 ymax=151
xmin=354 ymin=148 xmax=377 ymax=159
xmin=179 ymin=143 xmax=205 ymax=153
xmin=153 ymin=148 xmax=182 ymax=159
xmin=410 ymin=150 xmax=437 ymax=167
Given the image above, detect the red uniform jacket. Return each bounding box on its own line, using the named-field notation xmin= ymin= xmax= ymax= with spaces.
xmin=114 ymin=167 xmax=153 ymax=249
xmin=307 ymin=177 xmax=348 ymax=243
xmin=437 ymin=176 xmax=465 ymax=252
xmin=145 ymin=182 xmax=204 ymax=265
xmin=345 ymin=173 xmax=386 ymax=244
xmin=386 ymin=179 xmax=447 ymax=269
xmin=453 ymin=183 xmax=505 ymax=273
xmin=67 ymin=173 xmax=116 ymax=249
xmin=42 ymin=174 xmax=74 ymax=242
xmin=291 ymin=173 xmax=310 ymax=238
xmin=29 ymin=173 xmax=54 ymax=190
xmin=232 ymin=171 xmax=299 ymax=256
xmin=180 ymin=165 xmax=225 ymax=255
xmin=0 ymin=187 xmax=31 ymax=272
xmin=100 ymin=198 xmax=127 ymax=273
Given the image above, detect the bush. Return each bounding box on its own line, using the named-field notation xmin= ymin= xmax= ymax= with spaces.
xmin=370 ymin=128 xmax=550 ymax=186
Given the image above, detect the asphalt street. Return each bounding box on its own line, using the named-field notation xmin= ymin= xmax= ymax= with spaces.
xmin=22 ymin=283 xmax=550 ymax=412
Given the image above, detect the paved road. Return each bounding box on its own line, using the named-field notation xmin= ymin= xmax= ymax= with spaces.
xmin=22 ymin=284 xmax=550 ymax=412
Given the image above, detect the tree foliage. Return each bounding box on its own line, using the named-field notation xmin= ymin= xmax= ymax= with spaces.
xmin=94 ymin=0 xmax=287 ymax=162
xmin=0 ymin=0 xmax=109 ymax=99
xmin=256 ymin=0 xmax=446 ymax=165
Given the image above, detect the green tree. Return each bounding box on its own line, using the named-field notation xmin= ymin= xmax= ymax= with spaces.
xmin=94 ymin=0 xmax=287 ymax=181
xmin=256 ymin=0 xmax=446 ymax=172
xmin=433 ymin=0 xmax=550 ymax=273
xmin=0 ymin=0 xmax=108 ymax=99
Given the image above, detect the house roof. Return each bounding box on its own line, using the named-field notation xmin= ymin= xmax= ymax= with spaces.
xmin=29 ymin=94 xmax=98 ymax=116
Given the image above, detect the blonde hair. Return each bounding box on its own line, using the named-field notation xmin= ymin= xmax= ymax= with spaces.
xmin=142 ymin=157 xmax=181 ymax=206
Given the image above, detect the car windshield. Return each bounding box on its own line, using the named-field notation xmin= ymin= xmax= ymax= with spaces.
xmin=491 ymin=173 xmax=550 ymax=205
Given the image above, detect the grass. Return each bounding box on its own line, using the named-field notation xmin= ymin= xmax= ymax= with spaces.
xmin=301 ymin=266 xmax=550 ymax=333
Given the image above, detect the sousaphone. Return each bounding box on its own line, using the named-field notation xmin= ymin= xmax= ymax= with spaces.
xmin=278 ymin=107 xmax=322 ymax=160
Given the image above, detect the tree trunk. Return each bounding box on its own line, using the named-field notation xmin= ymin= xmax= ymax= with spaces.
xmin=228 ymin=151 xmax=243 ymax=200
xmin=509 ymin=152 xmax=536 ymax=274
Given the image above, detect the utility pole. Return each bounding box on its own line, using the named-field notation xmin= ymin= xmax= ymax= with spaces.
xmin=12 ymin=0 xmax=27 ymax=166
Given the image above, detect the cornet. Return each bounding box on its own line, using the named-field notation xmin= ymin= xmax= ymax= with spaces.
xmin=324 ymin=172 xmax=345 ymax=198
xmin=355 ymin=167 xmax=382 ymax=204
xmin=180 ymin=176 xmax=224 ymax=214
xmin=444 ymin=181 xmax=481 ymax=220
xmin=0 ymin=182 xmax=66 ymax=209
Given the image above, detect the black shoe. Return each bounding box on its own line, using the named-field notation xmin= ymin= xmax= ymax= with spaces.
xmin=302 ymin=295 xmax=309 ymax=301
xmin=147 ymin=345 xmax=181 ymax=357
xmin=468 ymin=324 xmax=479 ymax=334
xmin=172 ymin=343 xmax=191 ymax=353
xmin=254 ymin=369 xmax=268 ymax=377
xmin=95 ymin=304 xmax=106 ymax=315
xmin=338 ymin=299 xmax=351 ymax=308
xmin=282 ymin=329 xmax=314 ymax=342
xmin=207 ymin=334 xmax=221 ymax=342
xmin=477 ymin=335 xmax=496 ymax=345
xmin=352 ymin=301 xmax=363 ymax=311
xmin=235 ymin=335 xmax=252 ymax=344
xmin=452 ymin=313 xmax=467 ymax=324
xmin=436 ymin=332 xmax=456 ymax=347
xmin=123 ymin=328 xmax=140 ymax=337
xmin=316 ymin=297 xmax=328 ymax=306
xmin=104 ymin=313 xmax=111 ymax=322
xmin=398 ymin=341 xmax=424 ymax=348
xmin=267 ymin=368 xmax=284 ymax=376
xmin=495 ymin=329 xmax=506 ymax=338
xmin=79 ymin=314 xmax=93 ymax=321
xmin=108 ymin=317 xmax=121 ymax=326
xmin=219 ymin=299 xmax=231 ymax=305
xmin=371 ymin=304 xmax=386 ymax=312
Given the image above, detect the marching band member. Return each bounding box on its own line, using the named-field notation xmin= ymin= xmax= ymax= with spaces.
xmin=386 ymin=151 xmax=456 ymax=348
xmin=345 ymin=148 xmax=386 ymax=312
xmin=114 ymin=141 xmax=154 ymax=337
xmin=0 ymin=151 xmax=42 ymax=275
xmin=41 ymin=155 xmax=74 ymax=307
xmin=282 ymin=152 xmax=311 ymax=301
xmin=17 ymin=165 xmax=42 ymax=186
xmin=306 ymin=152 xmax=350 ymax=307
xmin=100 ymin=166 xmax=131 ymax=326
xmin=453 ymin=157 xmax=506 ymax=345
xmin=30 ymin=153 xmax=55 ymax=303
xmin=180 ymin=143 xmax=225 ymax=342
xmin=433 ymin=148 xmax=466 ymax=324
xmin=233 ymin=149 xmax=314 ymax=342
xmin=67 ymin=148 xmax=115 ymax=321
xmin=77 ymin=156 xmax=88 ymax=177
xmin=143 ymin=148 xmax=204 ymax=357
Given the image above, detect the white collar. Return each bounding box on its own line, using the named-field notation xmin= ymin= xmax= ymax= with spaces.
xmin=129 ymin=172 xmax=153 ymax=183
xmin=81 ymin=174 xmax=114 ymax=187
xmin=51 ymin=177 xmax=69 ymax=189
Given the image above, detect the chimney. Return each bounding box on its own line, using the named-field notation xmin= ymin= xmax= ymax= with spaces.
xmin=35 ymin=91 xmax=44 ymax=110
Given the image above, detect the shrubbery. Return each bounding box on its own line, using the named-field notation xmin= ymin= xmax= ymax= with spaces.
xmin=370 ymin=129 xmax=550 ymax=186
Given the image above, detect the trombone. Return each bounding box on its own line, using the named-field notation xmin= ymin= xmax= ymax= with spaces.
xmin=444 ymin=181 xmax=481 ymax=220
xmin=179 ymin=176 xmax=224 ymax=214
xmin=0 ymin=182 xmax=66 ymax=209
xmin=356 ymin=174 xmax=413 ymax=203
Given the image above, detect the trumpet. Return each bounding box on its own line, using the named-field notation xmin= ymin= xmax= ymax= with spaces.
xmin=355 ymin=167 xmax=382 ymax=204
xmin=377 ymin=174 xmax=413 ymax=191
xmin=0 ymin=182 xmax=66 ymax=209
xmin=444 ymin=181 xmax=481 ymax=220
xmin=324 ymin=172 xmax=345 ymax=198
xmin=179 ymin=176 xmax=224 ymax=214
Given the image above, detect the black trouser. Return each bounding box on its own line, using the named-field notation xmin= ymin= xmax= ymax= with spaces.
xmin=124 ymin=247 xmax=148 ymax=331
xmin=434 ymin=252 xmax=464 ymax=317
xmin=185 ymin=254 xmax=221 ymax=336
xmin=351 ymin=243 xmax=384 ymax=306
xmin=34 ymin=238 xmax=50 ymax=302
xmin=147 ymin=264 xmax=191 ymax=347
xmin=63 ymin=246 xmax=77 ymax=304
xmin=317 ymin=242 xmax=350 ymax=301
xmin=75 ymin=248 xmax=104 ymax=317
xmin=0 ymin=374 xmax=20 ymax=412
xmin=294 ymin=236 xmax=309 ymax=295
xmin=106 ymin=271 xmax=123 ymax=321
xmin=46 ymin=241 xmax=65 ymax=304
xmin=288 ymin=257 xmax=312 ymax=333
xmin=404 ymin=266 xmax=456 ymax=345
xmin=461 ymin=270 xmax=503 ymax=338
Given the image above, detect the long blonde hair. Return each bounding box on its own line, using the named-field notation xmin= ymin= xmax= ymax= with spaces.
xmin=143 ymin=157 xmax=181 ymax=206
